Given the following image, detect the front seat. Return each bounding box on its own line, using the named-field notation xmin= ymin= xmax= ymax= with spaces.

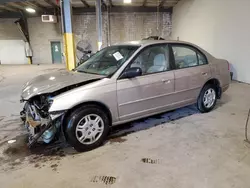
xmin=147 ymin=54 xmax=167 ymax=73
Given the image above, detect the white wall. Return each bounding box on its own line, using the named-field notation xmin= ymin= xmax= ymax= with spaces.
xmin=0 ymin=40 xmax=27 ymax=64
xmin=0 ymin=19 xmax=27 ymax=64
xmin=172 ymin=0 xmax=250 ymax=83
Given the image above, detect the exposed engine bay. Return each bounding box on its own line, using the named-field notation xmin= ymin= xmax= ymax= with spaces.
xmin=20 ymin=78 xmax=103 ymax=147
xmin=21 ymin=94 xmax=58 ymax=146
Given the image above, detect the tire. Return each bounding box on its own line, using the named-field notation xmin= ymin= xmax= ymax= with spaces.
xmin=197 ymin=84 xmax=217 ymax=113
xmin=64 ymin=105 xmax=110 ymax=152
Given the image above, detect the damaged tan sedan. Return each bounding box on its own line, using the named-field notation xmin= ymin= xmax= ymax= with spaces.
xmin=20 ymin=40 xmax=230 ymax=152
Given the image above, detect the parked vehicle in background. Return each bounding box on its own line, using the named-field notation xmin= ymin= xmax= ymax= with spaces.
xmin=20 ymin=40 xmax=230 ymax=152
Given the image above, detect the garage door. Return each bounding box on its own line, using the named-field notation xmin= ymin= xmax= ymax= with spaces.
xmin=0 ymin=40 xmax=27 ymax=64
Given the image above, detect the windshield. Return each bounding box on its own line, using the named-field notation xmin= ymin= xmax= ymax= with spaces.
xmin=76 ymin=45 xmax=139 ymax=76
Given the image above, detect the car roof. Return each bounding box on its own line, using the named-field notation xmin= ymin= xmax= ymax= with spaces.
xmin=114 ymin=40 xmax=214 ymax=61
xmin=117 ymin=40 xmax=194 ymax=47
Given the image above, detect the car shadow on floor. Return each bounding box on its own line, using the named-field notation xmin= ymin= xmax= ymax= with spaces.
xmin=27 ymin=105 xmax=200 ymax=156
xmin=1 ymin=97 xmax=232 ymax=162
xmin=0 ymin=105 xmax=200 ymax=163
xmin=0 ymin=97 xmax=233 ymax=171
xmin=212 ymin=93 xmax=231 ymax=110
xmin=108 ymin=104 xmax=199 ymax=140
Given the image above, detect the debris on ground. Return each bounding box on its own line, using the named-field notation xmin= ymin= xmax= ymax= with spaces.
xmin=7 ymin=140 xmax=16 ymax=144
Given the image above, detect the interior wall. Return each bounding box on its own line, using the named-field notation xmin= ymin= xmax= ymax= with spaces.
xmin=0 ymin=18 xmax=27 ymax=64
xmin=0 ymin=18 xmax=23 ymax=40
xmin=28 ymin=17 xmax=62 ymax=64
xmin=28 ymin=12 xmax=172 ymax=64
xmin=74 ymin=12 xmax=171 ymax=54
xmin=0 ymin=40 xmax=27 ymax=64
xmin=172 ymin=0 xmax=250 ymax=83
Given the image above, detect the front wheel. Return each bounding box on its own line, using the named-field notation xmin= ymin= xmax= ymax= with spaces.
xmin=65 ymin=105 xmax=110 ymax=152
xmin=197 ymin=84 xmax=217 ymax=113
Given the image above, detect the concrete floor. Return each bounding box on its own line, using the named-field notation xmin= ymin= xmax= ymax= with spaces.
xmin=0 ymin=65 xmax=250 ymax=188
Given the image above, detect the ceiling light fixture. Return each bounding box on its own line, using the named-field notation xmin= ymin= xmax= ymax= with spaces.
xmin=26 ymin=8 xmax=36 ymax=13
xmin=124 ymin=0 xmax=132 ymax=4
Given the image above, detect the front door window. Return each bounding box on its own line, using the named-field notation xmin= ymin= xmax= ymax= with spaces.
xmin=129 ymin=45 xmax=170 ymax=75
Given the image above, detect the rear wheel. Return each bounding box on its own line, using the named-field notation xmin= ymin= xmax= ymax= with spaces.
xmin=197 ymin=84 xmax=217 ymax=113
xmin=65 ymin=105 xmax=110 ymax=152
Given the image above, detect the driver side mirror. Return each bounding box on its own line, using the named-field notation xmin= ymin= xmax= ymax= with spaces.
xmin=120 ymin=67 xmax=142 ymax=79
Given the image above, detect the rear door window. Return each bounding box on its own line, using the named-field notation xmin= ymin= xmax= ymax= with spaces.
xmin=171 ymin=45 xmax=207 ymax=69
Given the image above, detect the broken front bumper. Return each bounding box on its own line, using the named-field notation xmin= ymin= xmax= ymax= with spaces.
xmin=21 ymin=102 xmax=65 ymax=147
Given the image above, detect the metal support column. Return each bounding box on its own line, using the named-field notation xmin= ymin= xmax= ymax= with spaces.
xmin=96 ymin=0 xmax=102 ymax=51
xmin=107 ymin=4 xmax=111 ymax=46
xmin=61 ymin=0 xmax=76 ymax=70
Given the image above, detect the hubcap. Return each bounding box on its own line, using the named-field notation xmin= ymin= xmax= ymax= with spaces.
xmin=203 ymin=88 xmax=216 ymax=108
xmin=75 ymin=114 xmax=104 ymax=145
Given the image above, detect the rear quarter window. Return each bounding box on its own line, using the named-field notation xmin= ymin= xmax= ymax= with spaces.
xmin=197 ymin=52 xmax=207 ymax=65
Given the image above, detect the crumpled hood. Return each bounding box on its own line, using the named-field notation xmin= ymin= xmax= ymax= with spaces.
xmin=21 ymin=70 xmax=105 ymax=100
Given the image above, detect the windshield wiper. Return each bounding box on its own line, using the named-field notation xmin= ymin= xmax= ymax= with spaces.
xmin=76 ymin=69 xmax=87 ymax=73
xmin=76 ymin=69 xmax=103 ymax=75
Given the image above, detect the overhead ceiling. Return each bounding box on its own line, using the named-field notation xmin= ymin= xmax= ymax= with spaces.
xmin=0 ymin=0 xmax=180 ymax=18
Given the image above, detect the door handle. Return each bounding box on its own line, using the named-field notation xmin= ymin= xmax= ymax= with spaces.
xmin=162 ymin=79 xmax=171 ymax=83
xmin=202 ymin=72 xmax=208 ymax=76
